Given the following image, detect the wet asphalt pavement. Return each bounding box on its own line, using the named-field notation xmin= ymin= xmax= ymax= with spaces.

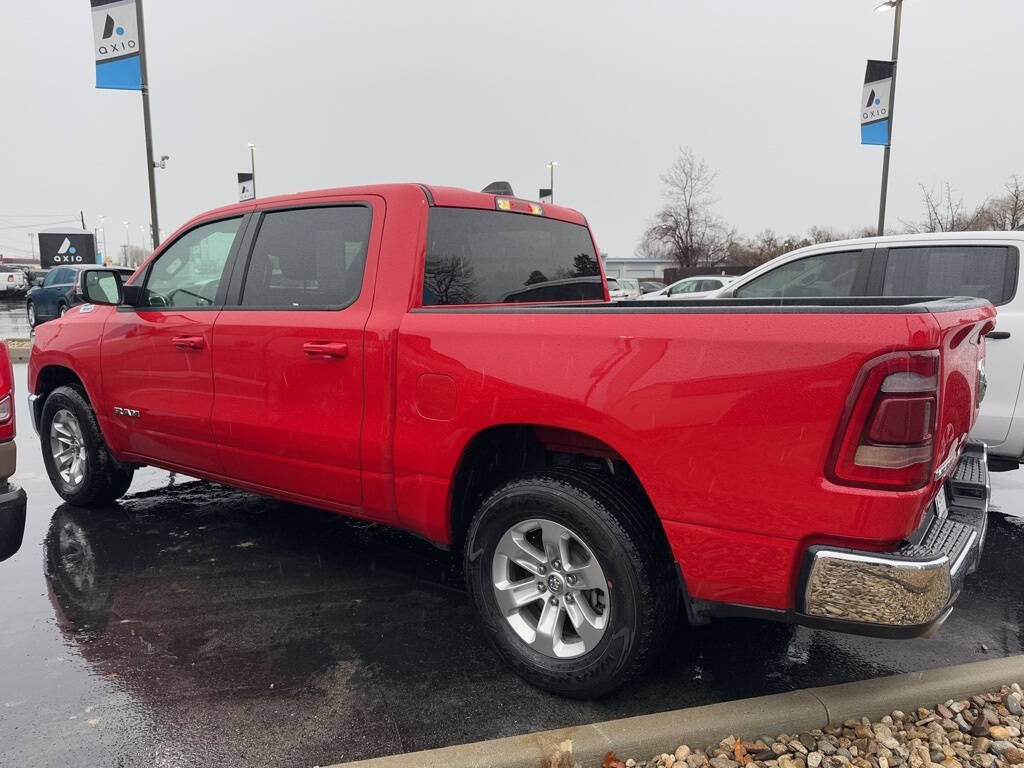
xmin=2 ymin=302 xmax=1024 ymax=767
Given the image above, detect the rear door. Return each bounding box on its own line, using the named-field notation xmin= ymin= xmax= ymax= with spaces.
xmin=99 ymin=216 xmax=246 ymax=472
xmin=877 ymin=242 xmax=1021 ymax=446
xmin=210 ymin=199 xmax=382 ymax=507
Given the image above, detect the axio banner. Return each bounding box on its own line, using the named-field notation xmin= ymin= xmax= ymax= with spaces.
xmin=38 ymin=232 xmax=98 ymax=269
xmin=91 ymin=0 xmax=142 ymax=90
xmin=538 ymin=188 xmax=552 ymax=203
xmin=861 ymin=59 xmax=895 ymax=146
xmin=238 ymin=173 xmax=255 ymax=201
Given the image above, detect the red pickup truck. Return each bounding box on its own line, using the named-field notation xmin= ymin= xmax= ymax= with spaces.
xmin=27 ymin=184 xmax=994 ymax=696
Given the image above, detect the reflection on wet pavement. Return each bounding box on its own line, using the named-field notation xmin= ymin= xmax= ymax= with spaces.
xmin=0 ymin=295 xmax=32 ymax=339
xmin=3 ymin=357 xmax=1024 ymax=767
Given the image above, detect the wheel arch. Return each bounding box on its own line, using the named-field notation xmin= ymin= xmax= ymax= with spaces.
xmin=32 ymin=364 xmax=92 ymax=432
xmin=447 ymin=424 xmax=673 ymax=568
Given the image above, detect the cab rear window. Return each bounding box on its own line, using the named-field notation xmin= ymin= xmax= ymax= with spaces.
xmin=422 ymin=208 xmax=601 ymax=305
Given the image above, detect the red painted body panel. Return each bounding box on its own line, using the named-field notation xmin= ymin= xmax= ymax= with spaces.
xmin=26 ymin=183 xmax=996 ymax=614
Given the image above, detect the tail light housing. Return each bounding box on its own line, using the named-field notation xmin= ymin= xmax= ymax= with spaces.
xmin=827 ymin=350 xmax=939 ymax=491
xmin=0 ymin=394 xmax=13 ymax=441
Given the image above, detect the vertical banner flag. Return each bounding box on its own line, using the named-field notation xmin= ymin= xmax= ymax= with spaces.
xmin=861 ymin=60 xmax=894 ymax=146
xmin=538 ymin=188 xmax=553 ymax=203
xmin=91 ymin=0 xmax=142 ymax=90
xmin=238 ymin=173 xmax=255 ymax=201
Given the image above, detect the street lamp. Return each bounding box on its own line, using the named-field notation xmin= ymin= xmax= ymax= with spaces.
xmin=873 ymin=0 xmax=903 ymax=236
xmin=546 ymin=160 xmax=558 ymax=203
xmin=98 ymin=215 xmax=106 ymax=264
xmin=248 ymin=143 xmax=256 ymax=198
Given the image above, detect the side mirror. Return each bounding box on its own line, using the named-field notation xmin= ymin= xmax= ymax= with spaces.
xmin=80 ymin=269 xmax=124 ymax=305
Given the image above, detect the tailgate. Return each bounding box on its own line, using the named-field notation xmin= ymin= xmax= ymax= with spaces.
xmin=930 ymin=300 xmax=996 ymax=485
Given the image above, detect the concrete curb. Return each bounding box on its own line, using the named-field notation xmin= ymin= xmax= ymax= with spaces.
xmin=3 ymin=340 xmax=31 ymax=364
xmin=331 ymin=654 xmax=1024 ymax=768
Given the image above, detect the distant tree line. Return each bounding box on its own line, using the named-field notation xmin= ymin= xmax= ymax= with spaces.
xmin=637 ymin=147 xmax=1024 ymax=270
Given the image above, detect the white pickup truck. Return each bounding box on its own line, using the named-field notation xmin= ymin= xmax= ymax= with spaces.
xmin=714 ymin=232 xmax=1024 ymax=467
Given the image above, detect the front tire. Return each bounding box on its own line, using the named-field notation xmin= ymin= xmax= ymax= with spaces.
xmin=26 ymin=301 xmax=36 ymax=328
xmin=41 ymin=386 xmax=133 ymax=506
xmin=464 ymin=471 xmax=675 ymax=697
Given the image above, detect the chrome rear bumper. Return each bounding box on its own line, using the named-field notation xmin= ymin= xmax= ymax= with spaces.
xmin=797 ymin=443 xmax=989 ymax=638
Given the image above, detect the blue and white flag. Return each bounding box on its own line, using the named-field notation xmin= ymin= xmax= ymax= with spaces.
xmin=861 ymin=60 xmax=894 ymax=146
xmin=91 ymin=0 xmax=142 ymax=90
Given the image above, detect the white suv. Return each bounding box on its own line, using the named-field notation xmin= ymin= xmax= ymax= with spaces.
xmin=716 ymin=232 xmax=1024 ymax=467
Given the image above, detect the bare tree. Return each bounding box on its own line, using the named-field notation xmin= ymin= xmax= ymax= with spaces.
xmin=122 ymin=244 xmax=150 ymax=267
xmin=985 ymin=175 xmax=1024 ymax=231
xmin=423 ymin=253 xmax=478 ymax=304
xmin=637 ymin=148 xmax=731 ymax=268
xmin=906 ymin=182 xmax=989 ymax=233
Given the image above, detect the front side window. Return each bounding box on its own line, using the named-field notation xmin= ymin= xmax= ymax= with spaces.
xmin=142 ymin=218 xmax=241 ymax=308
xmin=734 ymin=251 xmax=869 ymax=298
xmin=422 ymin=208 xmax=601 ymax=305
xmin=240 ymin=206 xmax=372 ymax=309
xmin=42 ymin=271 xmax=58 ymax=287
xmin=881 ymin=245 xmax=1017 ymax=305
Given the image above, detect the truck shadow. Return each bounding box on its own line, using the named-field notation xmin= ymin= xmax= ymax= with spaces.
xmin=41 ymin=481 xmax=1024 ymax=758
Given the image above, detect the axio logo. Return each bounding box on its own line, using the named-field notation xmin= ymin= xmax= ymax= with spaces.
xmin=101 ymin=14 xmax=125 ymax=41
xmin=97 ymin=11 xmax=136 ymax=57
xmin=54 ymin=237 xmax=84 ymax=264
xmin=865 ymin=89 xmax=877 ymax=109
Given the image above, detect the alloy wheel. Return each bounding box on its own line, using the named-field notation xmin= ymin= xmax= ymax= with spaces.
xmin=50 ymin=409 xmax=87 ymax=487
xmin=491 ymin=518 xmax=610 ymax=659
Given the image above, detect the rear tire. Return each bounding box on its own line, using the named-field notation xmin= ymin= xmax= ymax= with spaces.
xmin=464 ymin=470 xmax=676 ymax=697
xmin=41 ymin=386 xmax=133 ymax=506
xmin=58 ymin=303 xmax=68 ymax=318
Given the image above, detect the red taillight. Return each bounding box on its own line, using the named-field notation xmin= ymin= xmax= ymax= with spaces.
xmin=0 ymin=394 xmax=13 ymax=441
xmin=6 ymin=275 xmax=12 ymax=282
xmin=827 ymin=350 xmax=939 ymax=491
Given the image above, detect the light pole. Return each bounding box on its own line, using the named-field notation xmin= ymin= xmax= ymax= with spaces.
xmin=874 ymin=0 xmax=903 ymax=236
xmin=98 ymin=215 xmax=106 ymax=264
xmin=546 ymin=160 xmax=558 ymax=203
xmin=248 ymin=143 xmax=256 ymax=198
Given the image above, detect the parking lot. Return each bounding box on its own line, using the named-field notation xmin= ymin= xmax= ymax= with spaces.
xmin=3 ymin=293 xmax=1024 ymax=767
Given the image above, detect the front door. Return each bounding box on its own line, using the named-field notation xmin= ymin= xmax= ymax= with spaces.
xmin=210 ymin=200 xmax=380 ymax=506
xmin=100 ymin=216 xmax=245 ymax=472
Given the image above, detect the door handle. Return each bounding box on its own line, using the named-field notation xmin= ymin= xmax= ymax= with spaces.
xmin=303 ymin=341 xmax=349 ymax=359
xmin=171 ymin=335 xmax=205 ymax=350
xmin=986 ymin=331 xmax=1011 ymax=340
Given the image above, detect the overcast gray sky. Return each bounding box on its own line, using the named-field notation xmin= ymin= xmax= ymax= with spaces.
xmin=2 ymin=0 xmax=1022 ymax=263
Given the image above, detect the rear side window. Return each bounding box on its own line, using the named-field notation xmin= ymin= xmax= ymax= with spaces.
xmin=422 ymin=208 xmax=601 ymax=305
xmin=881 ymin=245 xmax=1017 ymax=305
xmin=241 ymin=206 xmax=372 ymax=309
xmin=734 ymin=251 xmax=870 ymax=298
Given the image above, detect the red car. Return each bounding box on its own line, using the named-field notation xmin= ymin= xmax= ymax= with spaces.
xmin=27 ymin=184 xmax=994 ymax=696
xmin=0 ymin=342 xmax=27 ymax=562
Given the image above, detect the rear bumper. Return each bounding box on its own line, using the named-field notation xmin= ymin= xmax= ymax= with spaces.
xmin=796 ymin=443 xmax=989 ymax=638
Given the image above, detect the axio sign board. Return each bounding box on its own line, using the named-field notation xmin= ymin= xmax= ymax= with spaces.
xmin=91 ymin=0 xmax=142 ymax=90
xmin=861 ymin=59 xmax=895 ymax=146
xmin=38 ymin=232 xmax=98 ymax=269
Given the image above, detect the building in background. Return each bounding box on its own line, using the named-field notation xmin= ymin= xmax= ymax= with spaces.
xmin=600 ymin=254 xmax=677 ymax=281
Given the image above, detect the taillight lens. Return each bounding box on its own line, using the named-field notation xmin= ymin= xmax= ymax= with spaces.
xmin=0 ymin=394 xmax=12 ymax=440
xmin=827 ymin=350 xmax=939 ymax=491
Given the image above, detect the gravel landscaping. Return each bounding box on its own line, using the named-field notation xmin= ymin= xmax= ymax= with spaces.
xmin=584 ymin=685 xmax=1024 ymax=768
